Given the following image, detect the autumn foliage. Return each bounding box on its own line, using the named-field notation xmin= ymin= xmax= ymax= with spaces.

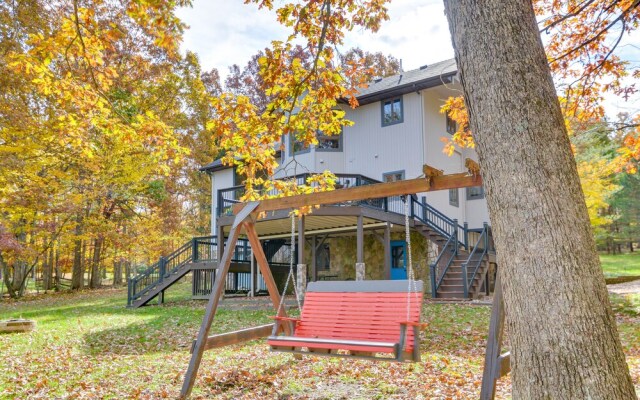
xmin=209 ymin=0 xmax=391 ymax=202
xmin=0 ymin=1 xmax=213 ymax=297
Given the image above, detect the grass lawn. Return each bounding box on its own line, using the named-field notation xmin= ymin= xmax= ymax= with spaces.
xmin=600 ymin=252 xmax=640 ymax=278
xmin=1 ymin=282 xmax=638 ymax=399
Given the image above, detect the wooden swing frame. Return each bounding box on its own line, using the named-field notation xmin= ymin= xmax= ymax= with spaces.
xmin=180 ymin=169 xmax=510 ymax=399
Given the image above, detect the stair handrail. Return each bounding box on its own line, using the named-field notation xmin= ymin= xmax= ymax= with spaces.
xmin=461 ymin=222 xmax=490 ymax=298
xmin=429 ymin=229 xmax=458 ymax=298
xmin=411 ymin=196 xmax=467 ymax=249
xmin=127 ymin=239 xmax=197 ymax=305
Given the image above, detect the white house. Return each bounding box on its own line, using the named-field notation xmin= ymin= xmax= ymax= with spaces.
xmin=200 ymin=59 xmax=494 ymax=299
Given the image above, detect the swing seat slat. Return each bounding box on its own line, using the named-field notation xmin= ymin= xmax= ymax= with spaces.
xmin=268 ymin=280 xmax=424 ymax=362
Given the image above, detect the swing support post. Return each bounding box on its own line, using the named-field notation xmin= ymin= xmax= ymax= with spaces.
xmin=180 ymin=203 xmax=290 ymax=399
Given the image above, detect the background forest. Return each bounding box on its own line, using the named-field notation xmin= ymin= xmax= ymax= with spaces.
xmin=0 ymin=0 xmax=639 ymax=299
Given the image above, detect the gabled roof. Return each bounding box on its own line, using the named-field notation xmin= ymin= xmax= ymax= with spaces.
xmin=199 ymin=159 xmax=227 ymax=173
xmin=355 ymin=58 xmax=457 ymax=105
xmin=200 ymin=59 xmax=458 ymax=173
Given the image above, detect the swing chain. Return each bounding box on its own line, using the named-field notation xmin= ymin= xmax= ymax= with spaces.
xmin=276 ymin=214 xmax=302 ymax=315
xmin=404 ymin=196 xmax=419 ymax=322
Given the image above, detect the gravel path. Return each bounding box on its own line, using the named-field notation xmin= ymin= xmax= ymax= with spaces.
xmin=607 ymin=278 xmax=640 ymax=295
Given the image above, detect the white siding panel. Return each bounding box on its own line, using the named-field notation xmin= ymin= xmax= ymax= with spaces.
xmin=343 ymin=93 xmax=424 ymax=182
xmin=211 ymin=168 xmax=235 ymax=231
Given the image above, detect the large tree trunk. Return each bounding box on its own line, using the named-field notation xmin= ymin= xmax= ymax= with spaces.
xmin=113 ymin=260 xmax=123 ymax=286
xmin=71 ymin=214 xmax=84 ymax=290
xmin=54 ymin=244 xmax=61 ymax=291
xmin=90 ymin=237 xmax=103 ymax=288
xmin=43 ymin=246 xmax=54 ymax=291
xmin=443 ymin=1 xmax=636 ymax=398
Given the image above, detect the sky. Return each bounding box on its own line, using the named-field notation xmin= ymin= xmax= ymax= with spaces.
xmin=176 ymin=0 xmax=453 ymax=78
xmin=176 ymin=1 xmax=639 ymax=118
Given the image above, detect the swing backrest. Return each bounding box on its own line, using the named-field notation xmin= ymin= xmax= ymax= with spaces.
xmin=296 ymin=280 xmax=424 ymax=349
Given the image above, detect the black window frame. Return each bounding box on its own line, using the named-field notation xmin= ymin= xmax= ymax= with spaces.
xmin=383 ymin=170 xmax=405 ymax=183
xmin=381 ymin=96 xmax=404 ymax=127
xmin=449 ymin=188 xmax=459 ymax=207
xmin=289 ymin=133 xmax=311 ymax=156
xmin=316 ymin=131 xmax=343 ymax=152
xmin=466 ymin=186 xmax=485 ymax=200
xmin=446 ymin=113 xmax=457 ymax=135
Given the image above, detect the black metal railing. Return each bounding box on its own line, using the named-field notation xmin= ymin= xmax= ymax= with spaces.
xmin=217 ymin=173 xmax=380 ymax=216
xmin=429 ymin=230 xmax=458 ymax=297
xmin=462 ymin=223 xmax=490 ymax=298
xmin=411 ymin=195 xmax=468 ymax=249
xmin=127 ymin=235 xmax=291 ymax=306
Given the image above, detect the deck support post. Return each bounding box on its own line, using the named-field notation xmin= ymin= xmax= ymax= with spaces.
xmin=297 ymin=264 xmax=307 ymax=300
xmin=384 ymin=223 xmax=391 ymax=280
xmin=250 ymin=248 xmax=255 ymax=297
xmin=356 ymin=215 xmax=365 ymax=280
xmin=311 ymin=235 xmax=317 ymax=282
xmin=297 ymin=216 xmax=306 ymax=298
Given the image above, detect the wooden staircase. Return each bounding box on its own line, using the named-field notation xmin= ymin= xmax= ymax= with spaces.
xmin=435 ymin=252 xmax=489 ymax=299
xmin=127 ymin=237 xmax=289 ymax=308
xmin=411 ymin=198 xmax=492 ymax=300
xmin=128 ymin=260 xmax=208 ymax=308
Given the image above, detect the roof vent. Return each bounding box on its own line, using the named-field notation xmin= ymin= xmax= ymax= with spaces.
xmin=419 ymin=64 xmax=429 ymax=70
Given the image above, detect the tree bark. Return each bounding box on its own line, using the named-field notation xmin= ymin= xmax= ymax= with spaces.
xmin=113 ymin=260 xmax=123 ymax=286
xmin=54 ymin=244 xmax=60 ymax=291
xmin=443 ymin=1 xmax=636 ymax=398
xmin=90 ymin=237 xmax=102 ymax=288
xmin=71 ymin=214 xmax=84 ymax=290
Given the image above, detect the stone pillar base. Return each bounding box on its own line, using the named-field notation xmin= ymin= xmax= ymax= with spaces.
xmin=297 ymin=264 xmax=307 ymax=301
xmin=355 ymin=263 xmax=366 ymax=281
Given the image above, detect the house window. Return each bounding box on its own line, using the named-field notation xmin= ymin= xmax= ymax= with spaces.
xmin=383 ymin=170 xmax=404 ymax=182
xmin=289 ymin=133 xmax=310 ymax=155
xmin=449 ymin=189 xmax=459 ymax=207
xmin=316 ymin=132 xmax=342 ymax=152
xmin=316 ymin=244 xmax=330 ymax=271
xmin=233 ymin=167 xmax=244 ymax=186
xmin=467 ymin=186 xmax=485 ymax=200
xmin=381 ymin=96 xmax=403 ymax=126
xmin=446 ymin=113 xmax=457 ymax=135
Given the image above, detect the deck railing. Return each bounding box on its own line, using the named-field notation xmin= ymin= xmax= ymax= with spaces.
xmin=127 ymin=236 xmax=290 ymax=306
xmin=217 ymin=173 xmax=380 ymax=216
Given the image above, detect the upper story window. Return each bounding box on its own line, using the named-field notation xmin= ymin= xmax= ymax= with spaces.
xmin=467 ymin=186 xmax=485 ymax=200
xmin=383 ymin=170 xmax=404 ymax=183
xmin=233 ymin=167 xmax=244 ymax=186
xmin=289 ymin=133 xmax=310 ymax=155
xmin=449 ymin=188 xmax=459 ymax=207
xmin=381 ymin=96 xmax=403 ymax=126
xmin=316 ymin=131 xmax=343 ymax=152
xmin=446 ymin=113 xmax=457 ymax=135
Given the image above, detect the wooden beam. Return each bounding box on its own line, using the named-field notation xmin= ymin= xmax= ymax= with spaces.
xmin=181 ymin=223 xmax=242 ymax=399
xmin=244 ymin=222 xmax=289 ymax=327
xmin=232 ymin=174 xmax=482 ymax=215
xmin=192 ymin=324 xmax=275 ymax=352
